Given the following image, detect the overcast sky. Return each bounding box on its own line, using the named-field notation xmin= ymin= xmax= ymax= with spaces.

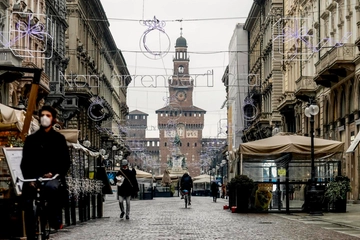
xmin=100 ymin=0 xmax=253 ymax=138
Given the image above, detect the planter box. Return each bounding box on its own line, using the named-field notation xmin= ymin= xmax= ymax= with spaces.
xmin=332 ymin=198 xmax=347 ymax=212
xmin=231 ymin=206 xmax=237 ymax=213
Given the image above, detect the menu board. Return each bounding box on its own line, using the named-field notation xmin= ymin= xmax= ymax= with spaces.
xmin=2 ymin=147 xmax=23 ymax=196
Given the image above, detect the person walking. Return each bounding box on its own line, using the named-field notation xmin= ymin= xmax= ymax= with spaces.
xmin=116 ymin=160 xmax=139 ymax=220
xmin=221 ymin=183 xmax=227 ymax=199
xmin=211 ymin=181 xmax=218 ymax=202
xmin=21 ymin=105 xmax=71 ymax=239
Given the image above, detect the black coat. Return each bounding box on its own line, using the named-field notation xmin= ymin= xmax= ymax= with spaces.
xmin=180 ymin=173 xmax=193 ymax=190
xmin=116 ymin=168 xmax=139 ymax=197
xmin=20 ymin=127 xmax=71 ymax=183
xmin=211 ymin=182 xmax=218 ymax=196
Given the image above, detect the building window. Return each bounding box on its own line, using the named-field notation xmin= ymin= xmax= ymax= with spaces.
xmin=143 ymin=116 xmax=145 ymax=119
xmin=194 ymin=143 xmax=197 ymax=147
xmin=165 ymin=142 xmax=167 ymax=147
xmin=135 ymin=116 xmax=138 ymax=119
xmin=194 ymin=113 xmax=196 ymax=117
xmin=187 ymin=142 xmax=190 ymax=147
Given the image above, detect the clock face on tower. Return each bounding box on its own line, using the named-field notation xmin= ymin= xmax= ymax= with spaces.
xmin=175 ymin=90 xmax=186 ymax=102
xmin=178 ymin=65 xmax=184 ymax=74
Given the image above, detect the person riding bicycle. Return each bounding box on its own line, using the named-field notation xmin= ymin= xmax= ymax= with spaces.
xmin=21 ymin=105 xmax=71 ymax=239
xmin=180 ymin=172 xmax=193 ymax=205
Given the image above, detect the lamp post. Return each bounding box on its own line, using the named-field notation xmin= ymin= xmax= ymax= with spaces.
xmin=111 ymin=145 xmax=118 ymax=170
xmin=305 ymin=99 xmax=323 ymax=215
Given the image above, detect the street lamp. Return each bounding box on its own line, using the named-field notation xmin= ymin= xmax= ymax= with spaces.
xmin=305 ymin=99 xmax=322 ymax=215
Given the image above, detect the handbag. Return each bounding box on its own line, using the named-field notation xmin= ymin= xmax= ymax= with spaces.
xmin=116 ymin=175 xmax=125 ymax=186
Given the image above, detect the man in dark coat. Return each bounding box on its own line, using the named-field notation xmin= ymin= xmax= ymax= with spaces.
xmin=116 ymin=159 xmax=139 ymax=220
xmin=180 ymin=172 xmax=193 ymax=205
xmin=211 ymin=181 xmax=219 ymax=202
xmin=21 ymin=105 xmax=71 ymax=239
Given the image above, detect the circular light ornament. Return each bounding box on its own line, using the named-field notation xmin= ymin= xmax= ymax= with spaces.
xmin=139 ymin=16 xmax=171 ymax=60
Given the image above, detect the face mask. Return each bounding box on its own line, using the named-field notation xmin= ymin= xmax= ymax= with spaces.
xmin=40 ymin=116 xmax=51 ymax=128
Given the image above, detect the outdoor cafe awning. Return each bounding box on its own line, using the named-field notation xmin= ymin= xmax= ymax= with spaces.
xmin=239 ymin=134 xmax=344 ymax=159
xmin=346 ymin=131 xmax=360 ymax=153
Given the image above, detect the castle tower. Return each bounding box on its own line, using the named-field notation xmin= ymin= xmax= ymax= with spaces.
xmin=156 ymin=33 xmax=206 ymax=177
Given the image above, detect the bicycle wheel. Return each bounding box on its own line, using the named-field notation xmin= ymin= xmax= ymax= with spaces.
xmin=184 ymin=195 xmax=188 ymax=208
xmin=37 ymin=206 xmax=50 ymax=240
xmin=40 ymin=215 xmax=50 ymax=240
xmin=35 ymin=206 xmax=42 ymax=239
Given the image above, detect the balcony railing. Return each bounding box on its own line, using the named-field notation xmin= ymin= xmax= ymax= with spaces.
xmin=254 ymin=112 xmax=272 ymax=124
xmin=315 ymin=45 xmax=355 ymax=75
xmin=295 ymin=76 xmax=317 ymax=92
xmin=0 ymin=49 xmax=22 ymax=67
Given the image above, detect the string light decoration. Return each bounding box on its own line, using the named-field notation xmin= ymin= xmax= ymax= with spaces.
xmin=272 ymin=17 xmax=352 ymax=61
xmin=139 ymin=16 xmax=171 ymax=60
xmin=1 ymin=12 xmax=54 ymax=59
xmin=243 ymin=96 xmax=258 ymax=122
xmin=87 ymin=96 xmax=106 ymax=121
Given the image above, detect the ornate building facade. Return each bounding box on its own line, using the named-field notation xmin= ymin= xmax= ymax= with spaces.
xmin=238 ymin=0 xmax=360 ymax=200
xmin=0 ymin=1 xmax=131 ymax=154
xmin=64 ymin=0 xmax=131 ymax=153
xmin=243 ymin=0 xmax=284 ymax=142
xmin=282 ymin=0 xmax=360 ymax=201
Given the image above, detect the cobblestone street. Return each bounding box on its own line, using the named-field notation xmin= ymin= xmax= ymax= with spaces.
xmin=51 ymin=197 xmax=360 ymax=240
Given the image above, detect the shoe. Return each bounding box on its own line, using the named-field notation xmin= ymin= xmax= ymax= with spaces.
xmin=188 ymin=202 xmax=191 ymax=206
xmin=120 ymin=212 xmax=125 ymax=219
xmin=181 ymin=196 xmax=184 ymax=199
xmin=126 ymin=215 xmax=129 ymax=220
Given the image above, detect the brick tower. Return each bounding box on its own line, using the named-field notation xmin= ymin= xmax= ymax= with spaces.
xmin=156 ymin=33 xmax=206 ymax=177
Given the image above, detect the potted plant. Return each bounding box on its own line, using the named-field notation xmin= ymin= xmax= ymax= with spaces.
xmin=324 ymin=175 xmax=351 ymax=212
xmin=229 ymin=175 xmax=255 ymax=212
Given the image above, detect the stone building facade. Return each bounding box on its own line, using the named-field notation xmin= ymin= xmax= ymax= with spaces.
xmin=242 ymin=0 xmax=284 ymax=142
xmin=0 ymin=1 xmax=131 ymax=154
xmin=239 ymin=0 xmax=360 ymax=200
xmin=64 ymin=0 xmax=130 ymax=152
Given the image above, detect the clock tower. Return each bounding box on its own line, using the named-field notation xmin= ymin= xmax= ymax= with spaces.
xmin=156 ymin=32 xmax=206 ymax=177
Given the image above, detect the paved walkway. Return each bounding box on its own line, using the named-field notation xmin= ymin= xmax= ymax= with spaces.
xmin=51 ymin=197 xmax=360 ymax=240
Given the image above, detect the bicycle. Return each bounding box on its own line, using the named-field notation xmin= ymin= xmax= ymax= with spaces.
xmin=18 ymin=174 xmax=60 ymax=240
xmin=182 ymin=189 xmax=190 ymax=208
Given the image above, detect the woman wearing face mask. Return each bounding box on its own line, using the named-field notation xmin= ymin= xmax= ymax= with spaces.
xmin=21 ymin=105 xmax=70 ymax=239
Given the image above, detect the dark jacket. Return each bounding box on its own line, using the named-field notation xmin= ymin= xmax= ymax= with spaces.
xmin=116 ymin=167 xmax=139 ymax=197
xmin=21 ymin=127 xmax=71 ymax=183
xmin=211 ymin=182 xmax=218 ymax=196
xmin=180 ymin=173 xmax=193 ymax=190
